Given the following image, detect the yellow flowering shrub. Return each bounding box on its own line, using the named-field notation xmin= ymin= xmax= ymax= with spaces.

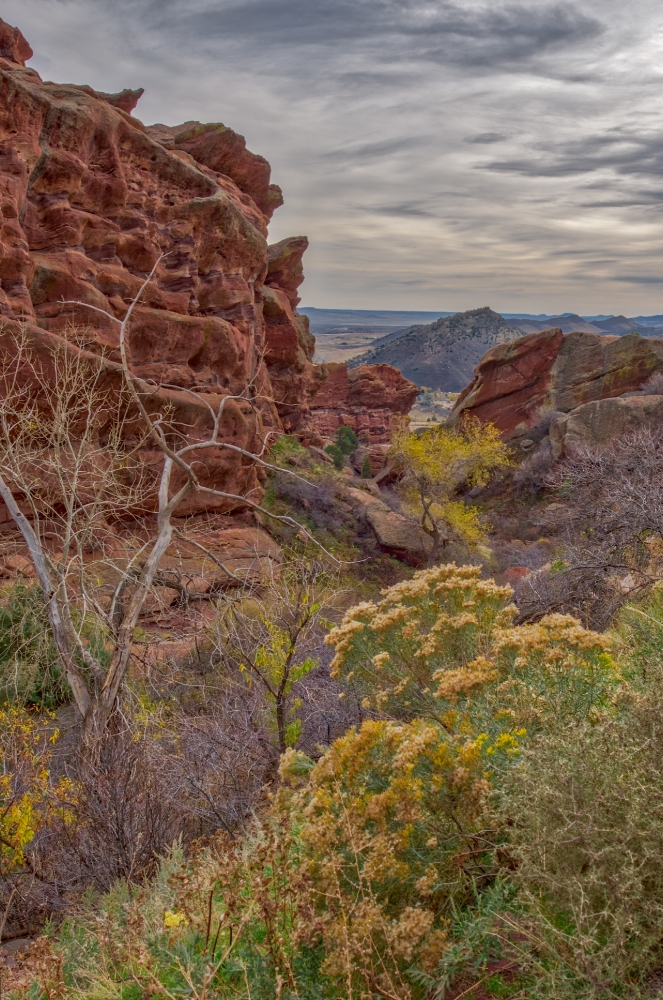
xmin=326 ymin=564 xmax=619 ymax=735
xmin=491 ymin=613 xmax=617 ymax=728
xmin=282 ymin=717 xmax=521 ymax=999
xmin=0 ymin=705 xmax=58 ymax=873
xmin=326 ymin=564 xmax=514 ymax=721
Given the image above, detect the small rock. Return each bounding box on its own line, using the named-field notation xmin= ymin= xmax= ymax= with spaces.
xmin=308 ymin=445 xmax=333 ymax=465
xmin=502 ymin=566 xmax=532 ymax=587
xmin=3 ymin=555 xmax=35 ymax=577
xmin=1 ymin=937 xmax=31 ymax=956
xmin=353 ymin=480 xmax=381 ymax=498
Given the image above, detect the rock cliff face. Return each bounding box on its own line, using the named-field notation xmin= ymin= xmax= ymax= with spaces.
xmin=309 ymin=363 xmax=418 ymax=443
xmin=0 ymin=16 xmax=412 ymax=523
xmin=453 ymin=329 xmax=663 ymax=439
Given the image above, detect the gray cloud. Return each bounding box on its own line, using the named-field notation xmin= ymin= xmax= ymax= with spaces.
xmin=465 ymin=132 xmax=509 ymax=144
xmin=4 ymin=0 xmax=663 ymax=314
xmin=323 ymin=136 xmax=428 ymax=162
xmin=484 ymin=129 xmax=663 ymax=182
xmin=127 ymin=0 xmax=604 ymax=75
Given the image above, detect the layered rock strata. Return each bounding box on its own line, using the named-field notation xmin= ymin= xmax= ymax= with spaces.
xmin=452 ymin=329 xmax=663 ymax=438
xmin=309 ymin=363 xmax=418 ymax=444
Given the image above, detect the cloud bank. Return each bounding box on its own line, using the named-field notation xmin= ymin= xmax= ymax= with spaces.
xmin=5 ymin=0 xmax=663 ymax=313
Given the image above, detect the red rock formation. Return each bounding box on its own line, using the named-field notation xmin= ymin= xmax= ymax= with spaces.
xmin=453 ymin=329 xmax=663 ymax=436
xmin=0 ymin=14 xmax=415 ymax=532
xmin=310 ymin=363 xmax=419 ymax=443
xmin=0 ymin=20 xmax=293 ymax=515
xmin=262 ymin=235 xmax=323 ymax=436
xmin=452 ymin=329 xmax=564 ymax=433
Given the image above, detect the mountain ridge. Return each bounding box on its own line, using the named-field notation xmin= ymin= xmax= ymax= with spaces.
xmin=348 ymin=306 xmax=524 ymax=391
xmin=347 ymin=307 xmax=663 ymax=390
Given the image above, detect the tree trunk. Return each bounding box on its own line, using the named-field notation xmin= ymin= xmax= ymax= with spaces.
xmin=0 ymin=473 xmax=92 ymax=717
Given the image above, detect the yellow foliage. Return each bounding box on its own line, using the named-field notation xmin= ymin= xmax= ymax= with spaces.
xmin=163 ymin=909 xmax=188 ymax=928
xmin=0 ymin=705 xmax=58 ymax=873
xmin=390 ymin=417 xmax=511 ymax=557
xmin=325 ymin=563 xmax=619 ymax=732
xmin=283 ymin=716 xmax=510 ymax=997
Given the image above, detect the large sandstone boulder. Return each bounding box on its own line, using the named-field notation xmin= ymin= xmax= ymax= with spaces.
xmin=453 ymin=329 xmax=663 ymax=436
xmin=345 ymin=488 xmax=432 ymax=566
xmin=550 ymin=396 xmax=663 ymax=459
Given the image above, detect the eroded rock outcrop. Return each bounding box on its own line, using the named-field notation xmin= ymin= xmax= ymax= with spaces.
xmin=0 ymin=15 xmax=414 ymax=542
xmin=262 ymin=235 xmax=323 ymax=436
xmin=453 ymin=329 xmax=663 ymax=437
xmin=0 ymin=20 xmax=289 ymax=525
xmin=550 ymin=395 xmax=663 ymax=459
xmin=309 ymin=363 xmax=418 ymax=444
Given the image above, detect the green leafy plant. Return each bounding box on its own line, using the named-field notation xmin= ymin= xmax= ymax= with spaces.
xmin=360 ymin=456 xmax=372 ymax=479
xmin=335 ymin=425 xmax=359 ymax=455
xmin=324 ymin=443 xmax=344 ymax=471
xmin=210 ymin=566 xmax=335 ymax=754
xmin=0 ymin=583 xmax=68 ymax=708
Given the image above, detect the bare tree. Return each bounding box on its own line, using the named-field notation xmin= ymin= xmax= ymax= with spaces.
xmin=0 ymin=266 xmax=335 ymax=729
xmin=515 ymin=426 xmax=663 ymax=627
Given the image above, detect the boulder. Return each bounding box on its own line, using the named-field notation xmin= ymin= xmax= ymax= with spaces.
xmin=453 ymin=329 xmax=663 ymax=436
xmin=345 ymin=488 xmax=432 ymax=566
xmin=550 ymin=395 xmax=663 ymax=459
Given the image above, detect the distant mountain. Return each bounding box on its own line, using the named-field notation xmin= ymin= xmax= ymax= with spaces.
xmin=591 ymin=315 xmax=658 ymax=335
xmin=628 ymin=315 xmax=663 ymax=328
xmin=300 ymin=307 xmax=452 ymax=332
xmin=499 ymin=313 xmax=663 ymax=338
xmin=509 ymin=314 xmax=602 ymax=336
xmin=347 ymin=306 xmax=523 ymax=391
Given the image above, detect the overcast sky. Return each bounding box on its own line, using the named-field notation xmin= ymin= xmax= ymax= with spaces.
xmin=6 ymin=0 xmax=663 ymax=314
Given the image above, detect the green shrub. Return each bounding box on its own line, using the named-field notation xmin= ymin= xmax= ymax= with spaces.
xmin=335 ymin=424 xmax=359 ymax=455
xmin=324 ymin=443 xmax=344 ymax=471
xmin=0 ymin=583 xmax=68 ymax=708
xmin=360 ymin=455 xmax=372 ymax=478
xmin=503 ymin=695 xmax=663 ymax=998
xmin=269 ymin=434 xmax=308 ymax=467
xmin=616 ymin=585 xmax=663 ymax=689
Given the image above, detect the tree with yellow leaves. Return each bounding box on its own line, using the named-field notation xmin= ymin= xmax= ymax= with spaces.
xmin=390 ymin=416 xmax=511 ymax=565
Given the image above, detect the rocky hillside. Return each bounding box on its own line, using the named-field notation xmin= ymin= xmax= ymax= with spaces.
xmin=348 ymin=307 xmax=523 ymax=390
